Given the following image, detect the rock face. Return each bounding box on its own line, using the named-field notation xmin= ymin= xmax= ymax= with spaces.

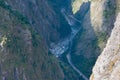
xmin=90 ymin=13 xmax=120 ymax=80
xmin=69 ymin=0 xmax=120 ymax=78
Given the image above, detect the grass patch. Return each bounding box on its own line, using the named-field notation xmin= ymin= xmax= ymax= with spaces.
xmin=96 ymin=32 xmax=108 ymax=49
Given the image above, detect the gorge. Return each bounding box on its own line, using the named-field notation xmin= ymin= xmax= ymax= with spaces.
xmin=0 ymin=0 xmax=120 ymax=80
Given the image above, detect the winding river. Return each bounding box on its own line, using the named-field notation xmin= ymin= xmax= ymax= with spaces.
xmin=49 ymin=1 xmax=90 ymax=80
xmin=66 ymin=53 xmax=88 ymax=80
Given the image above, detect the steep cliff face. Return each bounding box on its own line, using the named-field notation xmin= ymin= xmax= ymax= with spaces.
xmin=68 ymin=0 xmax=119 ymax=78
xmin=90 ymin=13 xmax=120 ymax=80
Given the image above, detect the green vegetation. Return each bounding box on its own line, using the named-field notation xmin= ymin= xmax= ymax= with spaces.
xmin=97 ymin=32 xmax=107 ymax=44
xmin=59 ymin=60 xmax=80 ymax=80
xmin=30 ymin=29 xmax=42 ymax=47
xmin=71 ymin=54 xmax=96 ymax=77
xmin=0 ymin=1 xmax=64 ymax=80
xmin=0 ymin=0 xmax=29 ymax=24
xmin=103 ymin=0 xmax=116 ymax=19
xmin=96 ymin=32 xmax=108 ymax=49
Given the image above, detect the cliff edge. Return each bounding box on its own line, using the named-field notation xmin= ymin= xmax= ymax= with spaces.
xmin=90 ymin=13 xmax=120 ymax=80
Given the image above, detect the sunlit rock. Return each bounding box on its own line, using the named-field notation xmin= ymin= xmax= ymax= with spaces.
xmin=90 ymin=13 xmax=120 ymax=80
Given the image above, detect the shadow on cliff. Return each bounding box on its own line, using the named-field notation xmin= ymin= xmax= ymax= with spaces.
xmin=101 ymin=0 xmax=117 ymax=35
xmin=61 ymin=0 xmax=118 ymax=79
xmin=69 ymin=1 xmax=101 ymax=78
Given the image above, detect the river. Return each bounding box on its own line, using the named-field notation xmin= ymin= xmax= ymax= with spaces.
xmin=49 ymin=1 xmax=90 ymax=79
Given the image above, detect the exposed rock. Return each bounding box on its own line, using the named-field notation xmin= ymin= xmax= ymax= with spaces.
xmin=90 ymin=13 xmax=120 ymax=80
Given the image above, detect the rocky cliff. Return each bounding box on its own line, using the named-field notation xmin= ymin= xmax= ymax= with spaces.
xmin=90 ymin=12 xmax=120 ymax=80
xmin=69 ymin=0 xmax=120 ymax=78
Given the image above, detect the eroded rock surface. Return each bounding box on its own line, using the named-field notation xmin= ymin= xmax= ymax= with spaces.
xmin=90 ymin=13 xmax=120 ymax=80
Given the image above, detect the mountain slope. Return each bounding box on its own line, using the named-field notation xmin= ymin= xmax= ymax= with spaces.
xmin=0 ymin=0 xmax=120 ymax=80
xmin=4 ymin=0 xmax=71 ymax=45
xmin=0 ymin=2 xmax=64 ymax=80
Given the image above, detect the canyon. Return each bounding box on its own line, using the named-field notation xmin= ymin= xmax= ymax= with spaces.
xmin=0 ymin=0 xmax=120 ymax=80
